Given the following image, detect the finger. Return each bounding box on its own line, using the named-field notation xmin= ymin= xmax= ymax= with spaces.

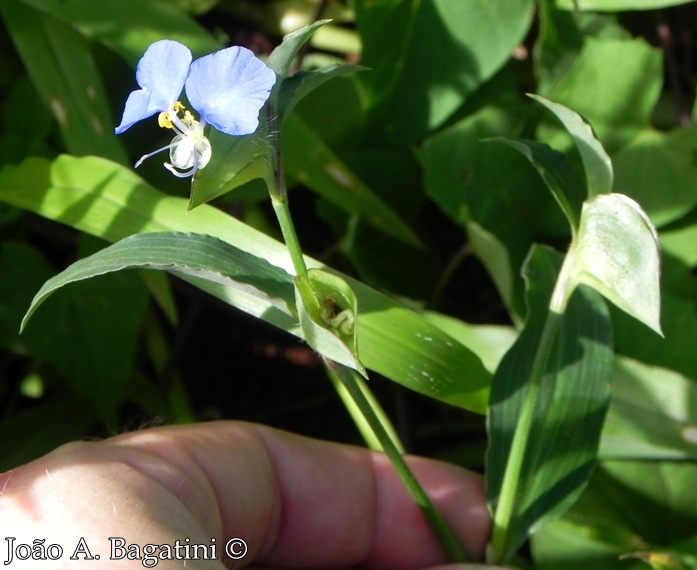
xmin=111 ymin=421 xmax=489 ymax=568
xmin=1 ymin=421 xmax=489 ymax=569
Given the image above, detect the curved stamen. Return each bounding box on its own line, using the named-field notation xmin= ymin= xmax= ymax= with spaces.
xmin=134 ymin=142 xmax=177 ymax=168
xmin=164 ymin=145 xmax=201 ymax=179
xmin=164 ymin=162 xmax=197 ymax=178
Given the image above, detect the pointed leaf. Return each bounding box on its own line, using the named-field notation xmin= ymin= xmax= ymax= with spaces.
xmin=22 ymin=232 xmax=296 ymax=332
xmin=189 ymin=129 xmax=273 ymax=208
xmin=530 ymin=94 xmax=613 ymax=196
xmin=18 ymin=0 xmax=219 ymax=65
xmin=613 ymin=127 xmax=697 ymax=228
xmin=267 ymin=19 xmax=331 ymax=78
xmin=0 ymin=155 xmax=491 ymax=413
xmin=355 ymin=0 xmax=535 ymax=144
xmin=277 ymin=64 xmax=368 ymax=123
xmin=284 ymin=113 xmax=422 ymax=247
xmin=569 ymin=193 xmax=662 ymax=336
xmin=1 ymin=0 xmax=127 ymax=162
xmin=487 ymin=245 xmax=614 ymax=560
xmin=601 ymin=357 xmax=697 ymax=461
xmin=488 ymin=137 xmax=585 ymax=231
xmin=538 ymin=38 xmax=662 ymax=154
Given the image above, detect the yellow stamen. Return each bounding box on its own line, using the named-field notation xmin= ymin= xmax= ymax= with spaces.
xmin=158 ymin=102 xmax=188 ymax=130
xmin=158 ymin=112 xmax=173 ymax=129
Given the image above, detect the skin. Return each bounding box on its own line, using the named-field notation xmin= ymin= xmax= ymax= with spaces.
xmin=0 ymin=421 xmax=489 ymax=569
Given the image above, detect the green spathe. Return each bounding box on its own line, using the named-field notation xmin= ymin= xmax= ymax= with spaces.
xmin=569 ymin=193 xmax=663 ymax=336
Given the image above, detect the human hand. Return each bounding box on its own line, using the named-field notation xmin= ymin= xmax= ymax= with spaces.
xmin=0 ymin=421 xmax=489 ymax=569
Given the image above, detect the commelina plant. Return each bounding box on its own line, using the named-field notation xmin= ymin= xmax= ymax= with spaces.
xmin=12 ymin=17 xmax=664 ymax=568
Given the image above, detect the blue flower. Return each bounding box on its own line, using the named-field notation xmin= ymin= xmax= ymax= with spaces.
xmin=115 ymin=39 xmax=276 ymax=177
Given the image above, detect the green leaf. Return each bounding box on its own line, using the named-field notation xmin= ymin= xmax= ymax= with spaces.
xmin=530 ymin=94 xmax=613 ymax=196
xmin=537 ymin=37 xmax=662 ymax=153
xmin=601 ymin=357 xmax=697 ymax=461
xmin=18 ymin=0 xmax=219 ymax=65
xmin=0 ymin=395 xmax=95 ymax=472
xmin=22 ymin=232 xmax=296 ymax=332
xmin=1 ymin=0 xmax=127 ymax=162
xmin=613 ymin=127 xmax=697 ymax=228
xmin=355 ymin=0 xmax=535 ymax=144
xmin=534 ymin=0 xmax=584 ymax=96
xmin=532 ymin=461 xmax=697 ymax=569
xmin=189 ymin=128 xmax=273 ymax=208
xmin=283 ymin=113 xmax=422 ymax=247
xmin=466 ymin=221 xmax=523 ymax=324
xmin=422 ymin=311 xmax=517 ymax=374
xmin=295 ymin=269 xmax=365 ymax=376
xmin=488 ymin=137 xmax=586 ymax=231
xmin=0 ymin=239 xmax=148 ymax=423
xmin=28 ymin=271 xmax=148 ymax=422
xmin=556 ymin=0 xmax=692 ymax=10
xmin=418 ymin=105 xmax=566 ymax=320
xmin=277 ymin=63 xmax=368 ymax=123
xmin=266 ymin=19 xmax=331 ymax=78
xmin=0 ymin=155 xmax=491 ymax=413
xmin=487 ymin=245 xmax=613 ymax=561
xmin=568 ymin=193 xmax=662 ymax=336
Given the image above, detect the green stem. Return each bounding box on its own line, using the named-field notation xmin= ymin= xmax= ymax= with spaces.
xmin=326 ymin=365 xmax=405 ymax=454
xmin=271 ymin=195 xmax=307 ymax=278
xmin=265 ymin=104 xmax=309 ymax=285
xmin=489 ymin=256 xmax=573 ymax=563
xmin=327 ymin=359 xmax=468 ymax=563
xmin=264 ymin=98 xmax=462 ymax=560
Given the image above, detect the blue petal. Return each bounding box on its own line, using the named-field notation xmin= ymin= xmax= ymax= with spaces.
xmin=115 ymin=40 xmax=192 ymax=134
xmin=185 ymin=46 xmax=276 ymax=136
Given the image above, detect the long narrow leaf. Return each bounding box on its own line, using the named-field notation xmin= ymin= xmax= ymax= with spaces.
xmin=283 ymin=113 xmax=422 ymax=247
xmin=530 ymin=94 xmax=613 ymax=196
xmin=18 ymin=0 xmax=219 ymax=64
xmin=0 ymin=155 xmax=491 ymax=413
xmin=487 ymin=245 xmax=613 ymax=560
xmin=488 ymin=137 xmax=585 ymax=231
xmin=22 ymin=232 xmax=296 ymax=332
xmin=1 ymin=0 xmax=126 ymax=162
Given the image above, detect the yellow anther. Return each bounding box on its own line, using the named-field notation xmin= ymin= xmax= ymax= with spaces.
xmin=158 ymin=112 xmax=173 ymax=129
xmin=157 ymin=102 xmax=198 ymax=130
